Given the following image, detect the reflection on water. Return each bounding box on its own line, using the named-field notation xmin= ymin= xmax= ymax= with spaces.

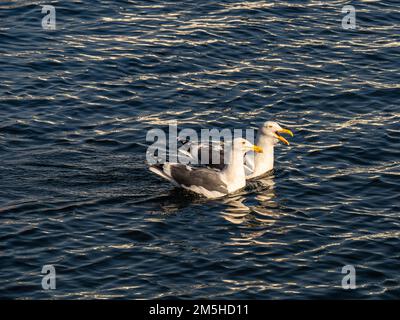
xmin=222 ymin=195 xmax=251 ymax=225
xmin=222 ymin=174 xmax=280 ymax=227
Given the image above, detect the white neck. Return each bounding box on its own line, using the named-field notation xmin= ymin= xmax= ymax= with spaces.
xmin=221 ymin=147 xmax=246 ymax=192
xmin=248 ymin=134 xmax=275 ymax=178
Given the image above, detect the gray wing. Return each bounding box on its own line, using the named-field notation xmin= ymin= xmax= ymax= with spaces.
xmin=178 ymin=140 xmax=227 ymax=170
xmin=195 ymin=142 xmax=227 ymax=170
xmin=170 ymin=164 xmax=228 ymax=194
xmin=192 ymin=142 xmax=253 ymax=173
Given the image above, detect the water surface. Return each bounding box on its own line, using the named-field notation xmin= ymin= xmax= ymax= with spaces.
xmin=0 ymin=0 xmax=399 ymax=299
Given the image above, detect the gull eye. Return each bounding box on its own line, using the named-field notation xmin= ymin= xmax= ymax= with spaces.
xmin=268 ymin=125 xmax=272 ymax=128
xmin=242 ymin=141 xmax=245 ymax=145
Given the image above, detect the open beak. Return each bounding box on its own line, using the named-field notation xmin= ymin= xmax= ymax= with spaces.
xmin=274 ymin=128 xmax=293 ymax=145
xmin=252 ymin=145 xmax=263 ymax=153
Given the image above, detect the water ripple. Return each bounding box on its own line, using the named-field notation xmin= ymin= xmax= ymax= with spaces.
xmin=0 ymin=0 xmax=399 ymax=299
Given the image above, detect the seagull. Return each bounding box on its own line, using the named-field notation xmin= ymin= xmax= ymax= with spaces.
xmin=149 ymin=138 xmax=263 ymax=199
xmin=245 ymin=121 xmax=293 ymax=179
xmin=178 ymin=121 xmax=293 ymax=179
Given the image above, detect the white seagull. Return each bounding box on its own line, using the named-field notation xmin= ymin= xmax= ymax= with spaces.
xmin=245 ymin=121 xmax=293 ymax=179
xmin=178 ymin=121 xmax=293 ymax=179
xmin=149 ymin=138 xmax=263 ymax=199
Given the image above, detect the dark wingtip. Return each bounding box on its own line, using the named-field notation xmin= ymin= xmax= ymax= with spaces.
xmin=150 ymin=163 xmax=164 ymax=171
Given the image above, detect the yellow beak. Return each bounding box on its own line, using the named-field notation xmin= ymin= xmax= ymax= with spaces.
xmin=252 ymin=145 xmax=263 ymax=153
xmin=274 ymin=128 xmax=293 ymax=145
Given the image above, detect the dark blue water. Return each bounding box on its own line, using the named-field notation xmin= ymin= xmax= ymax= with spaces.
xmin=1 ymin=0 xmax=399 ymax=299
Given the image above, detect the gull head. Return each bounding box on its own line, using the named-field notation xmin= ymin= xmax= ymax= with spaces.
xmin=233 ymin=137 xmax=263 ymax=154
xmin=260 ymin=121 xmax=294 ymax=145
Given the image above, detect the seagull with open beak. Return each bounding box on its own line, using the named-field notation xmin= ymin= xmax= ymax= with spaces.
xmin=245 ymin=121 xmax=293 ymax=179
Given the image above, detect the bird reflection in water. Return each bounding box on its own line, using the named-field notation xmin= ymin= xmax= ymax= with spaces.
xmin=153 ymin=173 xmax=282 ymax=225
xmin=222 ymin=174 xmax=282 ymax=227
